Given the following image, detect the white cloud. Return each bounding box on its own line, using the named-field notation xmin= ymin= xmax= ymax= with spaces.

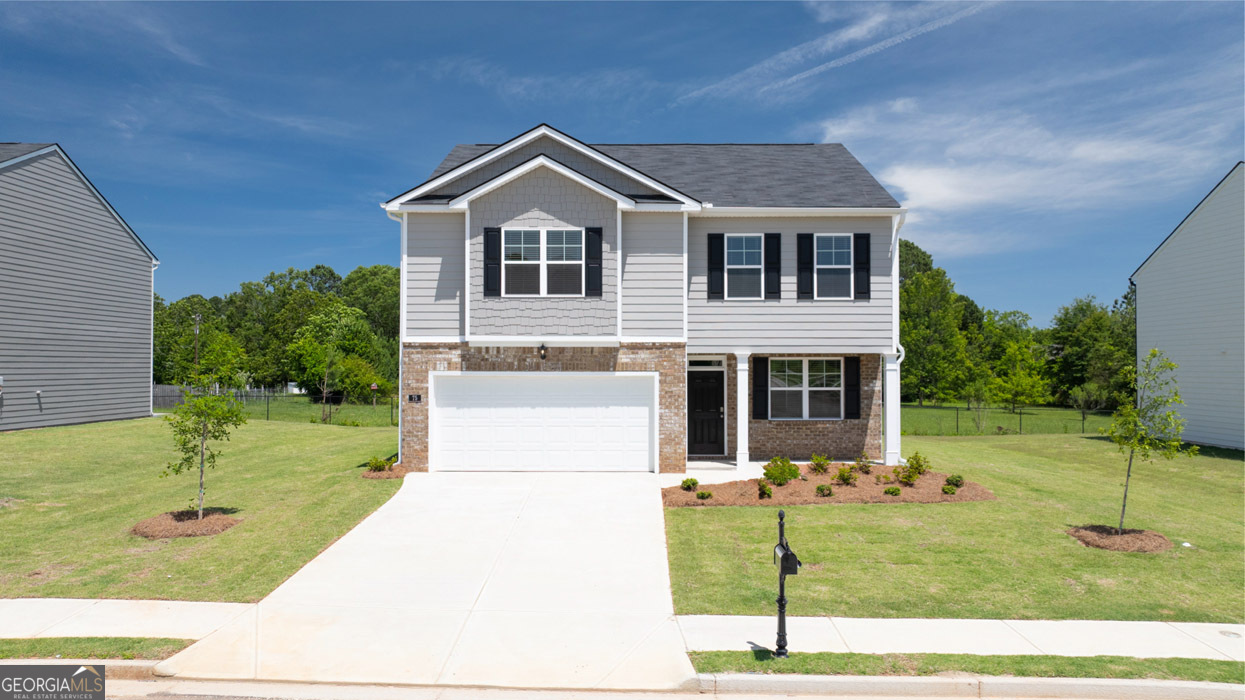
xmin=0 ymin=3 xmax=206 ymax=67
xmin=420 ymin=57 xmax=658 ymax=104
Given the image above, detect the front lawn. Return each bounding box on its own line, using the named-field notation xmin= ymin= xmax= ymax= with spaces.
xmin=0 ymin=638 xmax=191 ymax=660
xmin=666 ymin=435 xmax=1244 ymax=621
xmin=902 ymin=403 xmax=1112 ymax=436
xmin=0 ymin=418 xmax=400 ymax=601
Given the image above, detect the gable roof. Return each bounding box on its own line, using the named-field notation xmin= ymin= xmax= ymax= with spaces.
xmin=0 ymin=143 xmax=158 ymax=264
xmin=1131 ymin=161 xmax=1243 ymax=281
xmin=426 ymin=141 xmax=900 ymax=209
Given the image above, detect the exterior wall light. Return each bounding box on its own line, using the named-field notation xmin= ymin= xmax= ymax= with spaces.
xmin=538 ymin=344 xmax=548 ymax=361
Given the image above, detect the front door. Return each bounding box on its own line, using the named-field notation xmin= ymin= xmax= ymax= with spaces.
xmin=687 ymin=370 xmax=725 ymax=455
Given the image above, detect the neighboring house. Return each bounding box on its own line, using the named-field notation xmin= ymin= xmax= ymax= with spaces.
xmin=383 ymin=124 xmax=905 ymax=473
xmin=1131 ymin=162 xmax=1244 ymax=451
xmin=0 ymin=143 xmax=159 ymax=430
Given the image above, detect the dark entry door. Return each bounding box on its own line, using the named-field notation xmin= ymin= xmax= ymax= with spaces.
xmin=688 ymin=371 xmax=725 ymax=455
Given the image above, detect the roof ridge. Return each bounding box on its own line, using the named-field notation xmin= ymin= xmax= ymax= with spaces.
xmin=465 ymin=142 xmax=831 ymax=147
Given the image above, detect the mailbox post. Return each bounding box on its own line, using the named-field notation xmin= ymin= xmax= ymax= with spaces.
xmin=773 ymin=509 xmax=801 ymax=658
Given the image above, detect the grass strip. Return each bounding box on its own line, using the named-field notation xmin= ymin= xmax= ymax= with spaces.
xmin=0 ymin=637 xmax=191 ymax=660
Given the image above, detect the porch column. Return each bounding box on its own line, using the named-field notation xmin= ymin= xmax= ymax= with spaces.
xmin=735 ymin=352 xmax=750 ymax=465
xmin=883 ymin=352 xmax=902 ymax=465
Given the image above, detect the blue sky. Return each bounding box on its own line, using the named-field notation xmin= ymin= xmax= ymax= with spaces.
xmin=1 ymin=1 xmax=1241 ymax=325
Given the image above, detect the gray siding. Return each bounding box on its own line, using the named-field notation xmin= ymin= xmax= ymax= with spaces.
xmin=621 ymin=212 xmax=683 ymax=338
xmin=1133 ymin=165 xmax=1244 ymax=449
xmin=0 ymin=151 xmax=154 ymax=430
xmin=431 ymin=136 xmax=658 ymax=199
xmin=687 ymin=216 xmax=895 ymax=354
xmin=405 ymin=212 xmax=465 ymax=337
xmin=468 ymin=168 xmax=617 ymax=335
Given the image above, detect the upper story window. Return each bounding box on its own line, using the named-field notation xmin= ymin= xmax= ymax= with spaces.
xmin=725 ymin=233 xmax=763 ymax=299
xmin=769 ymin=358 xmax=843 ymax=420
xmin=815 ymin=234 xmax=852 ymax=299
xmin=502 ymin=228 xmax=584 ymax=297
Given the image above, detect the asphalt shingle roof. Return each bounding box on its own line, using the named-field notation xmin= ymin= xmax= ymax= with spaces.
xmin=0 ymin=142 xmax=54 ymax=164
xmin=428 ymin=142 xmax=899 ymax=208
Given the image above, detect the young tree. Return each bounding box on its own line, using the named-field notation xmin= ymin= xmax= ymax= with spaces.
xmin=164 ymin=376 xmax=247 ymax=520
xmin=1068 ymin=381 xmax=1109 ymax=416
xmin=1103 ymin=349 xmax=1197 ymax=534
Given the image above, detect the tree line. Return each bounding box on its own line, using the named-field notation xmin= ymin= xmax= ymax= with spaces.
xmin=899 ymin=239 xmax=1136 ymax=412
xmin=153 ymin=263 xmax=400 ymax=403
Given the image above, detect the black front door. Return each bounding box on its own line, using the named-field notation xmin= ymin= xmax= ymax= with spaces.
xmin=688 ymin=371 xmax=725 ymax=455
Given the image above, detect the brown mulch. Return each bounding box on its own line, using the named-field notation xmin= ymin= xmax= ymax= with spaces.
xmin=663 ymin=467 xmax=993 ymax=507
xmin=131 ymin=509 xmax=240 ymax=539
xmin=362 ymin=463 xmax=414 ymax=480
xmin=1067 ymin=525 xmax=1173 ymax=553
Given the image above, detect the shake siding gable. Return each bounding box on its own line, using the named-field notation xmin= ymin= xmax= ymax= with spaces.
xmin=0 ymin=150 xmax=154 ymax=430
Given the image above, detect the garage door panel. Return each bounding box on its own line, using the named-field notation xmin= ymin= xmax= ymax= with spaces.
xmin=431 ymin=374 xmax=655 ymax=472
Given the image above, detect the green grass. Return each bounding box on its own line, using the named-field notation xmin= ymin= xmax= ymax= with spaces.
xmin=156 ymin=395 xmax=397 ymax=427
xmin=0 ymin=637 xmax=191 ymax=660
xmin=0 ymin=417 xmax=400 ymax=601
xmin=666 ymin=435 xmax=1244 ymax=622
xmin=690 ymin=650 xmax=1245 ymax=684
xmin=903 ymin=403 xmax=1113 ymax=436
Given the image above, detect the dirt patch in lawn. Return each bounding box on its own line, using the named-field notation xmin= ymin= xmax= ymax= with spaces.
xmin=131 ymin=509 xmax=240 ymax=539
xmin=1067 ymin=525 xmax=1173 ymax=553
xmin=0 ymin=497 xmax=20 ymax=509
xmin=362 ymin=463 xmax=414 ymax=480
xmin=663 ymin=469 xmax=993 ymax=507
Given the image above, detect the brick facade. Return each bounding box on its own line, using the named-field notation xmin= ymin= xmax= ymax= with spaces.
xmin=400 ymin=342 xmax=687 ymax=473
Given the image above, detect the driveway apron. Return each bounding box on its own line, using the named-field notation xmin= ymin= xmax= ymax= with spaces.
xmin=155 ymin=472 xmax=695 ymax=690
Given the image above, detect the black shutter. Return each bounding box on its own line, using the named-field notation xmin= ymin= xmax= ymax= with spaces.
xmin=844 ymin=356 xmax=861 ymax=419
xmin=707 ymin=233 xmax=724 ymax=300
xmin=764 ymin=233 xmax=781 ymax=300
xmin=484 ymin=227 xmax=501 ymax=297
xmin=752 ymin=356 xmax=769 ymax=420
xmin=585 ymin=227 xmax=603 ymax=297
xmin=797 ymin=233 xmax=814 ymax=299
xmin=853 ymin=233 xmax=870 ymax=299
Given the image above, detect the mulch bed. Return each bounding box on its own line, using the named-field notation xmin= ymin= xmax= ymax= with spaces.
xmin=362 ymin=463 xmax=414 ymax=480
xmin=1067 ymin=525 xmax=1173 ymax=553
xmin=663 ymin=467 xmax=993 ymax=507
xmin=131 ymin=509 xmax=240 ymax=539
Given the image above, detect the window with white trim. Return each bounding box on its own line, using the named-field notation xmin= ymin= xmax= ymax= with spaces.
xmin=502 ymin=228 xmax=584 ymax=297
xmin=815 ymin=234 xmax=852 ymax=299
xmin=769 ymin=358 xmax=843 ymax=420
xmin=725 ymin=233 xmax=763 ymax=299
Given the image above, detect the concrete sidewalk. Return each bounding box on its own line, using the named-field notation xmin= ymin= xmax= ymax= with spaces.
xmin=678 ymin=615 xmax=1245 ymax=661
xmin=0 ymin=599 xmax=250 ymax=640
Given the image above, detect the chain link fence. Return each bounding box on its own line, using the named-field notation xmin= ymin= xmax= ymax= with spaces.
xmin=901 ymin=403 xmax=1113 ymax=436
xmin=153 ymin=385 xmax=396 ymax=427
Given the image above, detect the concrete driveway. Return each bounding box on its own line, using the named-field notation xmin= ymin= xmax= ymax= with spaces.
xmin=156 ymin=472 xmax=695 ymax=691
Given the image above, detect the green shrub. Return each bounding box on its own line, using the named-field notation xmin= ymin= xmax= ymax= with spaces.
xmin=808 ymin=454 xmax=831 ymax=474
xmin=907 ymin=452 xmax=931 ymax=475
xmin=764 ymin=457 xmax=800 ymax=486
xmin=681 ymin=478 xmax=699 ymax=492
xmin=895 ymin=465 xmax=919 ymax=487
xmin=815 ymin=484 xmax=833 ymax=497
xmin=945 ymin=474 xmax=965 ymax=488
xmin=757 ymin=480 xmax=773 ymax=499
xmin=365 ymin=456 xmax=390 ymax=472
xmin=835 ymin=465 xmax=858 ymax=486
xmin=696 ymin=491 xmax=713 ymax=500
xmin=942 ymin=484 xmax=957 ymax=495
xmin=853 ymin=452 xmax=873 ymax=474
xmin=884 ymin=486 xmax=902 ymax=497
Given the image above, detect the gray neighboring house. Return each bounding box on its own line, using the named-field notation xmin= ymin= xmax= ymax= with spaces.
xmin=384 ymin=124 xmax=906 ymax=474
xmin=1131 ymin=161 xmax=1244 ymax=450
xmin=0 ymin=143 xmax=159 ymax=430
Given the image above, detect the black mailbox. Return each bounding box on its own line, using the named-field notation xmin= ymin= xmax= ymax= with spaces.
xmin=777 ymin=545 xmax=801 ymax=577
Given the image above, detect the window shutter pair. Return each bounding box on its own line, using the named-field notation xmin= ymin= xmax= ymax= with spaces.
xmin=750 ymin=355 xmax=862 ymax=420
xmin=706 ymin=233 xmax=780 ymax=299
xmin=796 ymin=233 xmax=871 ymax=299
xmin=482 ymin=226 xmax=602 ymax=298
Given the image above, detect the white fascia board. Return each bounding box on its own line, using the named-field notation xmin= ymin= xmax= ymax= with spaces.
xmin=467 ymin=335 xmax=622 ymax=348
xmin=444 ymin=156 xmax=636 ymax=210
xmin=386 ymin=124 xmax=699 ymax=207
xmin=691 ymin=206 xmax=907 ymax=218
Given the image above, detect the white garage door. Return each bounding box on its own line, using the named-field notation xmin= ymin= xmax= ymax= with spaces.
xmin=430 ymin=373 xmax=656 ymax=471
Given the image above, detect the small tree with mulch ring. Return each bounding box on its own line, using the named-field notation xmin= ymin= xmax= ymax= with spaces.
xmin=163 ymin=375 xmax=247 ymax=520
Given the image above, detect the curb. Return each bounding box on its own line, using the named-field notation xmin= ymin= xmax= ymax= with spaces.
xmin=0 ymin=659 xmax=158 ymax=680
xmin=699 ymin=673 xmax=1245 ymax=698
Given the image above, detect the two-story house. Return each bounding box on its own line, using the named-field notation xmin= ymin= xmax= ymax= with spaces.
xmin=383 ymin=125 xmax=905 ymax=473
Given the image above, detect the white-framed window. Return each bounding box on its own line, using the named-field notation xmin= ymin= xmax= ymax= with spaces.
xmin=815 ymin=234 xmax=853 ymax=299
xmin=768 ymin=358 xmax=843 ymax=420
xmin=725 ymin=233 xmax=763 ymax=299
xmin=502 ymin=228 xmax=585 ymax=297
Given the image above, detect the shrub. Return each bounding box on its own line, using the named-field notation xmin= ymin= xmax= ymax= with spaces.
xmin=764 ymin=457 xmax=800 ymax=486
xmin=884 ymin=486 xmax=901 ymax=497
xmin=808 ymin=454 xmax=831 ymax=474
xmin=696 ymin=491 xmax=713 ymax=500
xmin=875 ymin=475 xmax=884 ymax=485
xmin=853 ymin=452 xmax=873 ymax=474
xmin=815 ymin=484 xmax=833 ymax=497
xmin=681 ymin=478 xmax=699 ymax=492
xmin=942 ymin=484 xmax=958 ymax=495
xmin=907 ymin=452 xmax=930 ymax=475
xmin=835 ymin=465 xmax=858 ymax=486
xmin=893 ymin=464 xmax=919 ymax=487
xmin=365 ymin=456 xmax=390 ymax=472
xmin=757 ymin=480 xmax=773 ymax=499
xmin=945 ymin=474 xmax=965 ymax=488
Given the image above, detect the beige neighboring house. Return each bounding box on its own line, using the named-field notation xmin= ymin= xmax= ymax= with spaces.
xmin=1131 ymin=161 xmax=1244 ymax=450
